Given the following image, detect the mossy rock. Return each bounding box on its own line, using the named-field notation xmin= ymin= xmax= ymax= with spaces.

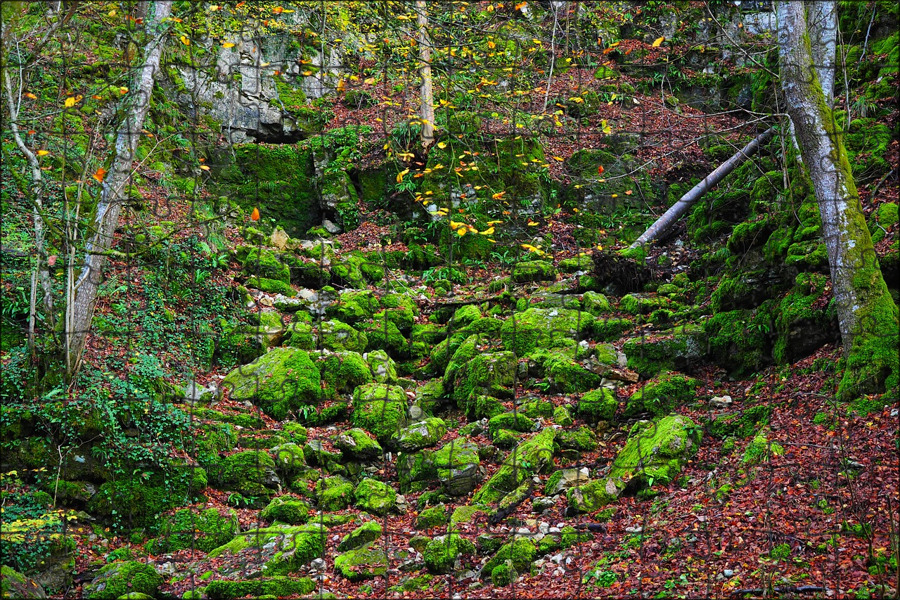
xmin=590 ymin=316 xmax=632 ymax=342
xmin=260 ymin=496 xmax=313 ymax=524
xmin=433 ymin=440 xmax=482 ymax=496
xmin=488 ymin=412 xmax=534 ymax=438
xmin=540 ymin=351 xmax=603 ymax=393
xmin=221 ymin=348 xmax=321 ymax=421
xmin=354 ymin=478 xmax=398 ymax=516
xmin=625 ymin=372 xmax=700 ymax=417
xmin=467 ymin=394 xmax=505 ymax=420
xmin=622 ymin=325 xmax=706 ymax=377
xmin=351 ymin=383 xmax=408 ymax=443
xmin=333 ymin=427 xmax=383 ymax=461
xmin=394 ymin=417 xmax=448 ymax=452
xmin=317 ymin=351 xmax=373 ymax=398
xmin=285 ymin=321 xmax=315 ymax=350
xmin=366 ymin=349 xmax=399 ymax=384
xmin=319 ymin=320 xmax=368 ymax=353
xmin=416 ymin=505 xmax=450 ymax=530
xmin=423 ymin=534 xmax=476 ymax=574
xmin=150 ymin=507 xmax=238 ymax=553
xmin=557 ymin=426 xmax=598 ymax=451
xmin=703 ymin=309 xmax=773 ymax=377
xmin=326 ymin=289 xmax=380 ymax=324
xmin=244 ymin=276 xmax=295 ymax=296
xmin=482 ymin=538 xmax=536 ymax=577
xmin=519 ymin=399 xmax=554 ymax=419
xmin=364 ymin=319 xmax=410 ymax=358
xmin=0 ymin=566 xmax=46 ymax=600
xmin=334 ymin=542 xmax=389 ymax=581
xmin=473 ymin=429 xmax=556 ymax=504
xmin=500 ymin=308 xmax=588 ymax=357
xmin=582 ymin=291 xmax=611 ymax=315
xmin=271 ymin=442 xmax=307 ymax=477
xmin=317 ymin=476 xmax=355 ymax=511
xmin=380 ymin=293 xmax=419 ymax=332
xmin=566 ymin=477 xmax=626 ymax=514
xmin=620 ymin=293 xmax=671 ymax=315
xmin=204 ymin=577 xmax=315 ymax=600
xmin=558 ymin=255 xmax=593 ymax=273
xmin=511 ymin=260 xmax=556 ymax=283
xmin=742 ymin=427 xmax=785 ymax=465
xmin=82 ymin=561 xmax=162 ymax=600
xmin=445 ymin=339 xmax=517 ymax=408
xmin=241 ymin=248 xmax=290 ymax=284
xmin=577 ymin=388 xmax=618 ymax=423
xmin=772 ymin=273 xmax=839 ymax=365
xmin=607 ymin=415 xmax=702 ymax=492
xmin=219 ymin=450 xmax=281 ymax=500
xmin=338 ymin=520 xmax=383 ymax=551
xmin=552 ymin=405 xmax=574 ymax=426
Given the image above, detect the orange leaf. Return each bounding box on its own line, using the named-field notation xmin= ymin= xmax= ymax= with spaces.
xmin=250 ymin=207 xmax=260 ymax=221
xmin=25 ymin=92 xmax=37 ymax=100
xmin=597 ymin=165 xmax=605 ymax=175
xmin=92 ymin=167 xmax=107 ymax=183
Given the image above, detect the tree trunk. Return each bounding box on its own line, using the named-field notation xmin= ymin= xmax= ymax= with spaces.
xmin=416 ymin=0 xmax=434 ymax=148
xmin=629 ymin=128 xmax=774 ymax=249
xmin=67 ymin=0 xmax=173 ymax=379
xmin=778 ymin=0 xmax=898 ymax=398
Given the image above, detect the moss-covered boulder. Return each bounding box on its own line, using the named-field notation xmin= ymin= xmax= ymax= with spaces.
xmin=557 ymin=426 xmax=598 ymax=451
xmin=82 ymin=561 xmax=163 ymax=600
xmin=482 ymin=538 xmax=536 ymax=579
xmin=511 ymin=260 xmax=556 ymax=283
xmin=397 ymin=450 xmax=438 ymax=493
xmin=317 ymin=351 xmax=373 ymax=398
xmin=204 ymin=577 xmax=315 ymax=600
xmin=500 ymin=308 xmax=589 ymax=357
xmin=150 ymin=507 xmax=238 ymax=553
xmin=566 ymin=477 xmax=626 ymax=514
xmin=351 ymin=383 xmax=408 ymax=443
xmin=423 ymin=534 xmax=476 ymax=574
xmin=221 ymin=348 xmax=321 ymax=421
xmin=444 ymin=335 xmax=516 ymax=407
xmin=609 ymin=415 xmax=702 ymax=492
xmin=271 ymin=442 xmax=307 ymax=478
xmin=335 ymin=542 xmax=389 ymax=581
xmin=355 ymin=478 xmax=398 ymax=516
xmin=333 ymin=427 xmax=383 ymax=461
xmin=319 ymin=320 xmax=368 ymax=353
xmin=338 ymin=520 xmax=382 ymax=552
xmin=285 ymin=321 xmax=315 ymax=350
xmin=622 ymin=325 xmax=706 ymax=377
xmin=316 ymin=476 xmax=355 ymax=511
xmin=626 ymin=372 xmax=699 ymax=417
xmin=208 ymin=523 xmax=326 ymax=576
xmin=365 ymin=349 xmax=399 ymax=384
xmin=379 ymin=293 xmax=419 ymax=333
xmin=473 ymin=429 xmax=556 ymax=504
xmin=218 ymin=450 xmax=281 ymax=500
xmin=416 ymin=505 xmax=450 ymax=530
xmin=577 ymin=387 xmax=618 ymax=423
xmin=536 ymin=350 xmax=603 ymax=393
xmin=0 ymin=565 xmax=46 ymax=599
xmin=433 ymin=440 xmax=482 ymax=496
xmin=241 ymin=248 xmax=290 ymax=284
xmin=260 ymin=496 xmax=313 ymax=524
xmin=487 ymin=412 xmax=535 ymax=438
xmin=364 ymin=319 xmax=410 ymax=357
xmin=394 ymin=417 xmax=448 ymax=452
xmin=326 ymin=289 xmax=380 ymax=323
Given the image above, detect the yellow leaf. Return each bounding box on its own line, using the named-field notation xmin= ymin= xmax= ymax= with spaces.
xmin=611 ymin=194 xmax=618 ymax=198
xmin=552 ymin=156 xmax=564 ymax=161
xmin=200 ymin=165 xmax=210 ymax=171
xmin=396 ymin=169 xmax=409 ymax=183
xmin=480 ymin=227 xmax=495 ymax=235
xmin=364 ymin=77 xmax=376 ymax=85
xmin=180 ymin=35 xmax=190 ymax=46
xmin=336 ymin=79 xmax=346 ymax=92
xmin=64 ymin=96 xmax=77 ymax=108
xmin=449 ymin=220 xmax=463 ymax=230
xmin=437 ymin=141 xmax=447 ymax=149
xmin=457 ymin=228 xmax=467 ymax=237
xmin=119 ymin=87 xmax=129 ymax=94
xmin=91 ymin=167 xmax=107 ymax=183
xmin=487 ymin=220 xmax=503 ymax=225
xmin=25 ymin=92 xmax=37 ymax=100
xmin=222 ymin=42 xmax=236 ymax=48
xmin=652 ymin=36 xmax=665 ymax=47
xmin=37 ymin=150 xmax=49 ymax=156
xmin=527 ymin=221 xmax=539 ymax=226
xmin=492 ymin=191 xmax=506 ymax=200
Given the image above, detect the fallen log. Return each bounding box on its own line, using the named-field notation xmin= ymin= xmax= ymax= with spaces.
xmin=629 ymin=127 xmax=775 ymax=250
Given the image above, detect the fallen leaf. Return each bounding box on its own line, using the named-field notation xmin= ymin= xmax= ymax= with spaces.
xmin=250 ymin=207 xmax=260 ymax=221
xmin=652 ymin=36 xmax=665 ymax=47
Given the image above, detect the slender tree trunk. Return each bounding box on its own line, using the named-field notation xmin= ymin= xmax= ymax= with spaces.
xmin=778 ymin=0 xmax=898 ymax=398
xmin=416 ymin=0 xmax=434 ymax=148
xmin=67 ymin=0 xmax=173 ymax=379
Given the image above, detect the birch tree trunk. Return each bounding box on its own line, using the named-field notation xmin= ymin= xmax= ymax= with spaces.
xmin=67 ymin=0 xmax=173 ymax=379
xmin=416 ymin=0 xmax=434 ymax=148
xmin=778 ymin=0 xmax=898 ymax=399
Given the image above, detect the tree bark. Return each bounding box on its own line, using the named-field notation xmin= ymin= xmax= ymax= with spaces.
xmin=629 ymin=128 xmax=774 ymax=250
xmin=778 ymin=0 xmax=898 ymax=398
xmin=67 ymin=0 xmax=173 ymax=379
xmin=416 ymin=0 xmax=434 ymax=148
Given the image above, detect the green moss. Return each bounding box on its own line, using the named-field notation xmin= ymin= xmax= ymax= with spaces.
xmin=540 ymin=351 xmax=602 ymax=393
xmin=482 ymin=538 xmax=536 ymax=576
xmin=445 ymin=344 xmax=516 ymax=408
xmin=417 ymin=505 xmax=450 ymax=530
xmin=622 ymin=325 xmax=706 ymax=377
xmin=491 ymin=563 xmax=516 ymax=586
xmin=316 ymin=476 xmax=355 ymax=511
xmin=500 ymin=308 xmax=588 ymax=357
xmin=83 ymin=561 xmax=163 ymax=600
xmin=317 ymin=351 xmax=373 ymax=398
xmin=354 ymin=478 xmax=397 ymax=516
xmin=590 ymin=317 xmax=632 ymax=341
xmin=364 ymin=320 xmax=409 ymax=358
xmin=473 ymin=429 xmax=555 ymax=504
xmin=221 ymin=348 xmax=321 ymax=421
xmin=241 ymin=248 xmax=290 ymax=284
xmin=394 ymin=417 xmax=448 ymax=452
xmin=326 ymin=290 xmax=380 ymax=324
xmin=423 ymin=534 xmax=476 ymax=574
xmin=333 ymin=427 xmax=383 ymax=461
xmin=260 ymin=496 xmax=312 ymax=524
xmin=578 ymin=388 xmax=618 ymax=423
xmin=511 ymin=260 xmax=556 ymax=283
xmin=552 ymin=405 xmax=574 ymax=426
xmin=204 ymin=577 xmax=315 ymax=600
xmin=488 ymin=413 xmax=535 ymax=438
xmin=335 ymin=542 xmax=389 ymax=581
xmin=432 ymin=440 xmax=481 ymax=496
xmin=869 ymin=202 xmax=898 ymax=244
xmin=557 ymin=426 xmax=597 ymax=451
xmin=150 ymin=507 xmax=238 ymax=553
xmin=742 ymin=427 xmax=785 ymax=465
xmin=319 ymin=320 xmax=368 ymax=353
xmin=625 ymin=372 xmax=699 ymax=417
xmin=219 ymin=450 xmax=279 ymax=500
xmin=244 ymin=276 xmax=295 ymax=296
xmin=608 ymin=415 xmax=702 ymax=490
xmin=351 ymin=383 xmax=408 ymax=443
